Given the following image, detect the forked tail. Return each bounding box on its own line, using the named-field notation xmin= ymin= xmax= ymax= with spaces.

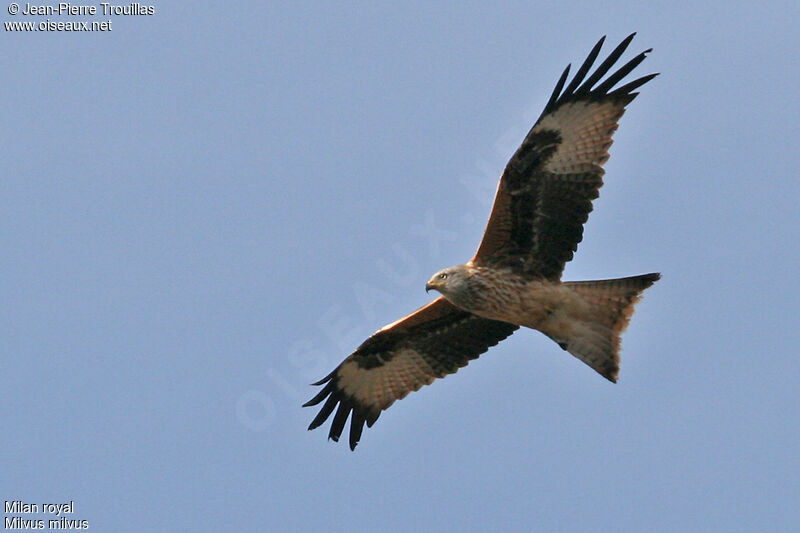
xmin=556 ymin=273 xmax=660 ymax=382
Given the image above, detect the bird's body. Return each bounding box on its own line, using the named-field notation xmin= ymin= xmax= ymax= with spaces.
xmin=305 ymin=33 xmax=661 ymax=449
xmin=447 ymin=267 xmax=592 ymax=329
xmin=427 ymin=264 xmax=659 ymax=381
xmin=428 ymin=264 xmax=573 ymax=330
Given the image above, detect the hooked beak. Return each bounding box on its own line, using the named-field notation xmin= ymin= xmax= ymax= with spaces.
xmin=425 ymin=278 xmax=441 ymax=293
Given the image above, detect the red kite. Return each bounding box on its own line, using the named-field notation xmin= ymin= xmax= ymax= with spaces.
xmin=305 ymin=34 xmax=660 ymax=450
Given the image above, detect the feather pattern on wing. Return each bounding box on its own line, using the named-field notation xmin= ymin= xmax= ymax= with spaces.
xmin=303 ymin=297 xmax=518 ymax=450
xmin=472 ymin=33 xmax=657 ymax=279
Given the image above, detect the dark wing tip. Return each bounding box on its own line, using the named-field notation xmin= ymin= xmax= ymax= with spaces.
xmin=328 ymin=401 xmax=354 ymax=445
xmin=349 ymin=412 xmax=366 ymax=451
xmin=544 ymin=64 xmax=571 ymax=113
xmin=541 ymin=33 xmax=655 ymax=119
xmin=304 ymin=367 xmax=378 ymax=450
xmin=366 ymin=411 xmax=380 ymax=428
xmin=310 ymin=370 xmax=335 ymax=387
xmin=610 ymin=72 xmax=659 ymax=99
xmin=306 ymin=391 xmax=338 ymax=430
xmin=574 ymin=32 xmax=637 ymax=95
xmin=302 ymin=379 xmax=334 ymax=408
xmin=558 ymin=36 xmax=606 ymax=101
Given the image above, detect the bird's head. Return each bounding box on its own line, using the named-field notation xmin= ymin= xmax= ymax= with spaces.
xmin=425 ymin=264 xmax=470 ymax=297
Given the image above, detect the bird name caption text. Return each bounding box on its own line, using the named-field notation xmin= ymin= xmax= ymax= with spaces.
xmin=4 ymin=500 xmax=89 ymax=530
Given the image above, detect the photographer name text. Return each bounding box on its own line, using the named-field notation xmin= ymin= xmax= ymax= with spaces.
xmin=12 ymin=2 xmax=153 ymax=16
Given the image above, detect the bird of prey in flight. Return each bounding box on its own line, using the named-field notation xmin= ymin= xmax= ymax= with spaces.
xmin=305 ymin=33 xmax=660 ymax=450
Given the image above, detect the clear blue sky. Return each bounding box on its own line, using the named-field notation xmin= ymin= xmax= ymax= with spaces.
xmin=4 ymin=2 xmax=799 ymax=532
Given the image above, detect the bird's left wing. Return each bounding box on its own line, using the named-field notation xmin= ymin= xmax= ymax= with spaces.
xmin=472 ymin=34 xmax=657 ymax=279
xmin=304 ymin=297 xmax=518 ymax=450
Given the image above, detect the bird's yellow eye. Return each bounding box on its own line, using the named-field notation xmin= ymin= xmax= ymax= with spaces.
xmin=439 ymin=273 xmax=448 ymax=279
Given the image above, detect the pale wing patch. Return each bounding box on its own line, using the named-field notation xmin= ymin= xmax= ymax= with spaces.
xmin=533 ymin=101 xmax=624 ymax=175
xmin=338 ymin=348 xmax=436 ymax=410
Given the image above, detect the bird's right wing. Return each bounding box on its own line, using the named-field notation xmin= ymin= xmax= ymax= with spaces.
xmin=472 ymin=34 xmax=657 ymax=279
xmin=304 ymin=297 xmax=518 ymax=450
